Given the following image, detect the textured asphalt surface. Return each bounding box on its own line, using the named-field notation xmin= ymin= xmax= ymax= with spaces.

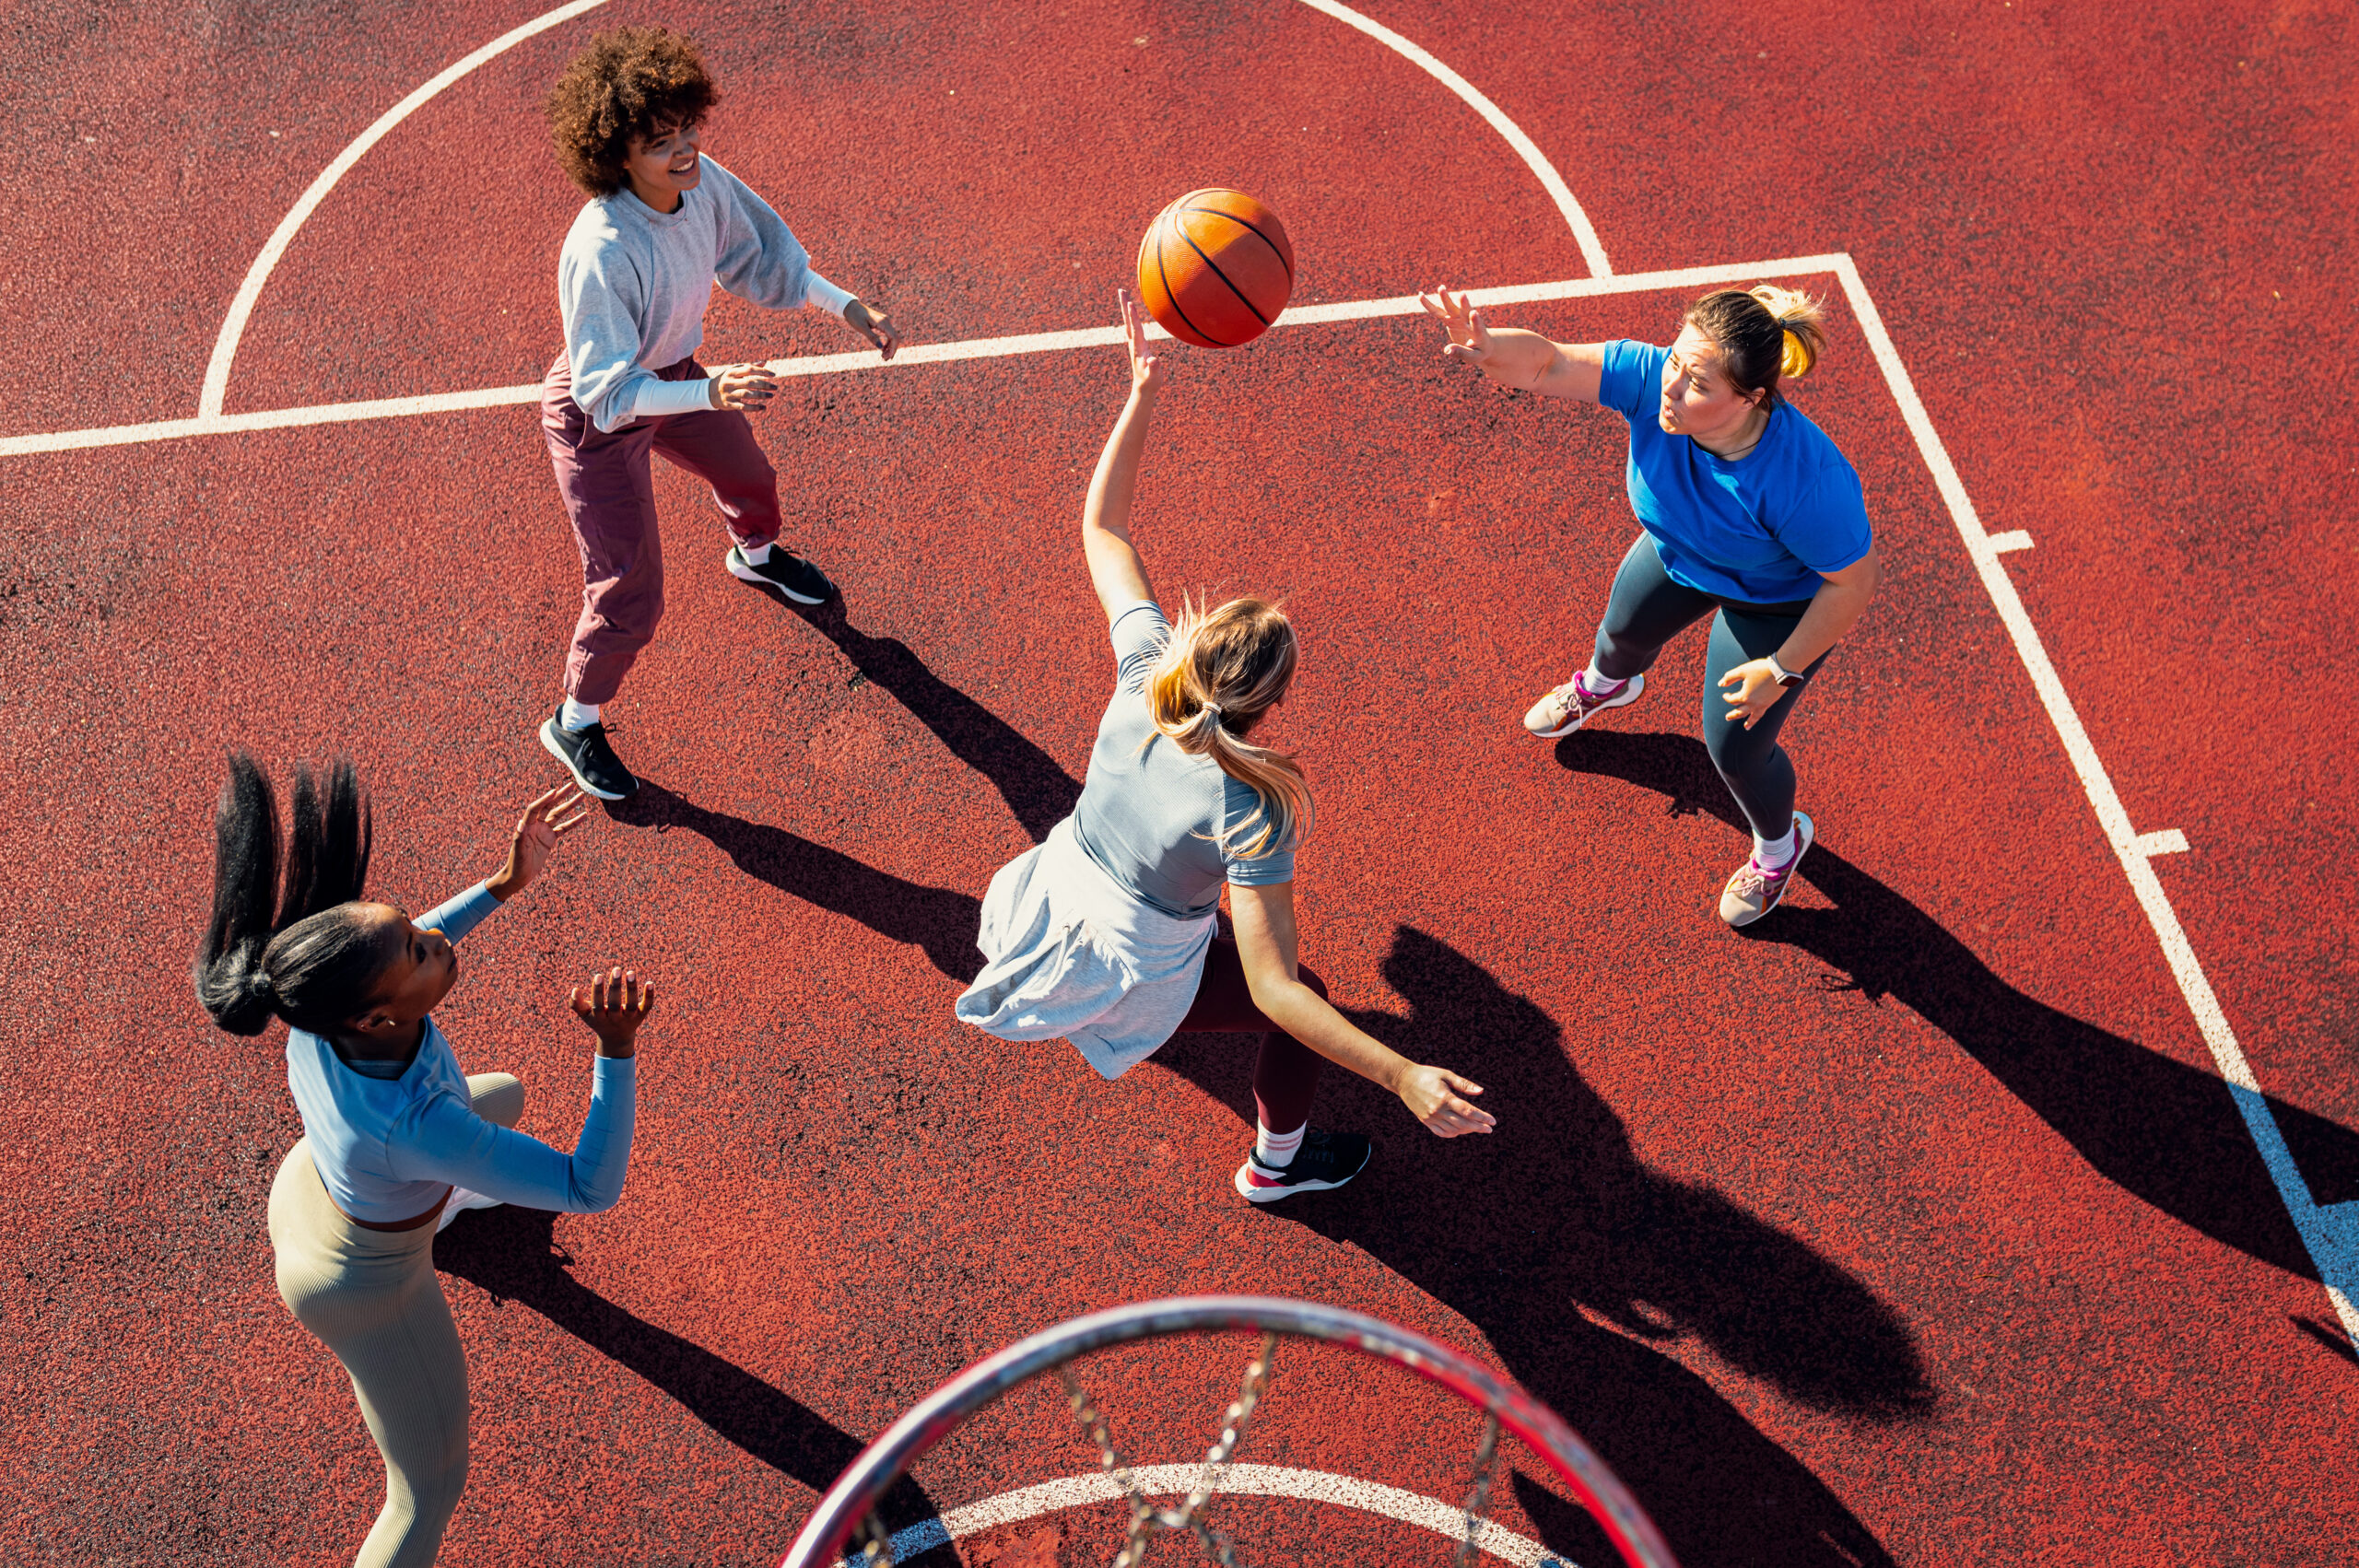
xmin=3 ymin=1 xmax=2354 ymax=1563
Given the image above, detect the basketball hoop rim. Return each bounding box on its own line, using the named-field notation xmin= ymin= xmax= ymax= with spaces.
xmin=778 ymin=1293 xmax=1681 ymax=1568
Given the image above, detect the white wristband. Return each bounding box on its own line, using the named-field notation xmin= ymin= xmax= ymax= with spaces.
xmin=804 ymin=274 xmax=856 ymax=316
xmin=1766 ymin=654 xmax=1804 ymax=686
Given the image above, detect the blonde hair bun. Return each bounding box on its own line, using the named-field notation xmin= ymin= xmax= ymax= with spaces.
xmin=1749 ymin=284 xmax=1825 ymax=381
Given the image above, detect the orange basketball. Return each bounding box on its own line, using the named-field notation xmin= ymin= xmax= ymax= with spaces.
xmin=1135 ymin=188 xmax=1297 ymax=349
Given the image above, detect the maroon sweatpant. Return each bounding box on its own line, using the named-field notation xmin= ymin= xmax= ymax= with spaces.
xmin=541 ymin=353 xmax=785 ymax=705
xmin=1174 ymin=938 xmax=1328 ymax=1136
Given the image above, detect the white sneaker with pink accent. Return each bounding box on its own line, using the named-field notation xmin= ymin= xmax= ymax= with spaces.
xmin=1719 ymin=813 xmax=1815 ymax=928
xmin=1522 ymin=670 xmax=1646 ymax=739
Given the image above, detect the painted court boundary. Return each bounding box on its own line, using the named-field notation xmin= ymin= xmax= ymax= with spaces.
xmin=188 ymin=0 xmax=1606 ymax=422
xmin=9 ymin=255 xmax=2350 ymax=1344
xmin=827 ymin=1464 xmax=1576 ymax=1567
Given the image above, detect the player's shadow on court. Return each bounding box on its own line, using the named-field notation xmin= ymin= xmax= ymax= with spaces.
xmin=754 ymin=591 xmax=1082 ymax=843
xmin=607 ymin=782 xmax=984 ymax=982
xmin=436 ymin=1206 xmax=935 ymax=1521
xmin=1160 ymin=925 xmax=1924 ymax=1568
xmin=1555 ymin=729 xmax=2359 ymax=1273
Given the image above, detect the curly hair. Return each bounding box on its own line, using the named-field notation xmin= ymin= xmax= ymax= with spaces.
xmin=543 ymin=27 xmax=718 ymax=198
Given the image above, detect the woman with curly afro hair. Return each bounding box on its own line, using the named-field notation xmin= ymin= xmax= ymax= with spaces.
xmin=536 ymin=26 xmax=903 ymax=801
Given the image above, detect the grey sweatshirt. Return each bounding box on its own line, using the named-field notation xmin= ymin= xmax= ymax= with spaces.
xmin=557 ymin=155 xmax=853 ymax=432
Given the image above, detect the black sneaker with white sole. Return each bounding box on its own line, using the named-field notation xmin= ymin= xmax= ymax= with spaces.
xmin=726 ymin=544 xmax=836 ymax=604
xmin=539 ymin=709 xmax=638 ymax=801
xmin=1233 ymin=1129 xmax=1373 ymax=1203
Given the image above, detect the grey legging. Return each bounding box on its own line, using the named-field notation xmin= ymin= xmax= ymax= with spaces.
xmin=1589 ymin=534 xmax=1830 ymax=842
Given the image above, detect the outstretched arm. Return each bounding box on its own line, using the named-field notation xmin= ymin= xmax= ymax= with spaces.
xmin=1418 ymin=287 xmax=1608 ymax=403
xmin=415 ymin=786 xmax=593 ymax=942
xmin=1081 ymin=291 xmax=1163 ymax=621
xmin=1229 ymin=881 xmax=1497 ymax=1139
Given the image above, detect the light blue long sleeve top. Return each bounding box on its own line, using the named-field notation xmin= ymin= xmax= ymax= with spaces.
xmin=284 ymin=883 xmax=636 ymax=1223
xmin=557 ymin=154 xmax=855 ymax=433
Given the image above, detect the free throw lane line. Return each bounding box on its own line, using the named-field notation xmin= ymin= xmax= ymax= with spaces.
xmin=3 ymin=257 xmax=1843 ymax=460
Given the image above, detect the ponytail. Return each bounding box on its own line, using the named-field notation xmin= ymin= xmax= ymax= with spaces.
xmin=1142 ymin=598 xmax=1313 ymax=860
xmin=1684 ymin=284 xmax=1829 ymax=408
xmin=194 ymin=754 xmax=388 ymax=1037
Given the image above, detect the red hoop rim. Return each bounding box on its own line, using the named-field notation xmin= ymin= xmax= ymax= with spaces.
xmin=778 ymin=1294 xmax=1680 ymax=1568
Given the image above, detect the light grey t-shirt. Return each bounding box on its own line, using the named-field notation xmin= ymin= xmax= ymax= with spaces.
xmin=1070 ymin=603 xmax=1297 ymax=919
xmin=557 ymin=155 xmax=852 ymax=433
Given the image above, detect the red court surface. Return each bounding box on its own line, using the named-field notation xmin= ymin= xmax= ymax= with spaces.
xmin=5 ymin=2 xmax=2355 ymax=1564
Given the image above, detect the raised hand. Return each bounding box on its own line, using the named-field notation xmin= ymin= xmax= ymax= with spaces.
xmin=1417 ymin=287 xmax=1496 ymax=369
xmin=844 ymin=298 xmax=902 ymax=360
xmin=1398 ymin=1063 xmax=1496 ymax=1138
xmin=1118 ymin=288 xmax=1166 ymax=395
xmin=488 ymin=784 xmax=592 ymax=901
xmin=569 ymin=965 xmax=655 ymax=1059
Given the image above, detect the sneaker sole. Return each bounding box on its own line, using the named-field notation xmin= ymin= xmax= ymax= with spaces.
xmin=726 ymin=549 xmax=829 ymax=604
xmin=1527 ymin=674 xmax=1644 ymax=739
xmin=1232 ymin=1159 xmax=1367 ymax=1203
xmin=538 ymin=720 xmax=635 ymax=802
xmin=1722 ymin=812 xmax=1814 ymax=928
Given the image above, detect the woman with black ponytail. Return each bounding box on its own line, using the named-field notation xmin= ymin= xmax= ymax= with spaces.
xmin=196 ymin=755 xmax=653 ymax=1568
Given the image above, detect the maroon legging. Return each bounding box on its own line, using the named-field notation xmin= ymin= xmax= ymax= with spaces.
xmin=1174 ymin=938 xmax=1327 ymax=1136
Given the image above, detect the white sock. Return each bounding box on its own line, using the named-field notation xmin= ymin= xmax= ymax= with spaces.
xmin=1754 ymin=826 xmax=1797 ymax=867
xmin=1579 ymin=667 xmax=1626 ymax=696
xmin=737 ymin=539 xmax=773 ymax=566
xmin=1255 ymin=1121 xmax=1307 ymax=1168
xmin=559 ymin=696 xmax=601 ymax=731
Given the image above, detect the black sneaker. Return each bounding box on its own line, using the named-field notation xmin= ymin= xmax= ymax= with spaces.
xmin=726 ymin=544 xmax=836 ymax=604
xmin=539 ymin=709 xmax=638 ymax=801
xmin=1232 ymin=1129 xmax=1373 ymax=1203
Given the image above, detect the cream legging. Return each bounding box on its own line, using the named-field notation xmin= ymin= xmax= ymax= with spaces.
xmin=267 ymin=1073 xmax=522 ymax=1568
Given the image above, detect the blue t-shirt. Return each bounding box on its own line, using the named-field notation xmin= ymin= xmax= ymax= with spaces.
xmin=1597 ymin=339 xmax=1872 ymax=604
xmin=1069 ymin=603 xmax=1297 ymax=919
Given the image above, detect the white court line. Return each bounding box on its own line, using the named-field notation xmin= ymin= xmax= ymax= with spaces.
xmin=17 ymin=248 xmax=2354 ymax=1342
xmin=195 ymin=0 xmax=615 ymax=420
xmin=0 ymin=257 xmax=1844 ymax=460
xmin=830 ymin=1465 xmax=1578 ymax=1568
xmin=1826 ymin=252 xmax=2359 ymax=1345
xmin=187 ymin=0 xmax=1594 ymax=423
xmin=1292 ymin=0 xmax=1611 ymax=277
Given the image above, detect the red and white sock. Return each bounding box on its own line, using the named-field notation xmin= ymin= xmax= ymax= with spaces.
xmin=1254 ymin=1121 xmax=1307 ymax=1169
xmin=738 ymin=540 xmax=774 ymax=566
xmin=1579 ymin=668 xmax=1627 ymax=698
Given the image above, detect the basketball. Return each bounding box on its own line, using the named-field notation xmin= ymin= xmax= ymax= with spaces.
xmin=1134 ymin=188 xmax=1297 ymax=349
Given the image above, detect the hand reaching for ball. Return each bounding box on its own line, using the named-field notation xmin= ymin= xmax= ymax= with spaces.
xmin=1418 ymin=287 xmax=1496 ymax=370
xmin=1119 ymin=289 xmax=1165 ymax=395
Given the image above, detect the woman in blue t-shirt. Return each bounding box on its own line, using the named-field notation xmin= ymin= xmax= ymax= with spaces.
xmin=958 ymin=293 xmax=1496 ymax=1200
xmin=1420 ymin=284 xmax=1883 ymax=926
xmin=194 ymin=758 xmax=653 ymax=1568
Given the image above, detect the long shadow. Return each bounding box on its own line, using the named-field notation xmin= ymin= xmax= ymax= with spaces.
xmin=749 ymin=588 xmax=1082 ymax=844
xmin=1555 ymin=728 xmax=2359 ymax=1275
xmin=609 ymin=782 xmax=983 ymax=983
xmin=1156 ymin=927 xmax=1929 ymax=1567
xmin=437 ymin=1205 xmax=936 ymax=1527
